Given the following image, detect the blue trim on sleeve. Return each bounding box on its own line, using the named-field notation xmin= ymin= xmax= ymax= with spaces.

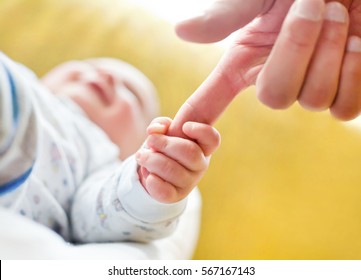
xmin=1 ymin=62 xmax=19 ymax=124
xmin=0 ymin=58 xmax=32 ymax=195
xmin=0 ymin=166 xmax=33 ymax=196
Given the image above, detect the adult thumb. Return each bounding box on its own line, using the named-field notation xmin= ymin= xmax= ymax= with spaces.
xmin=175 ymin=0 xmax=274 ymax=43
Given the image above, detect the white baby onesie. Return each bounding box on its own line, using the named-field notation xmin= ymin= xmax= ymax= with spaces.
xmin=0 ymin=52 xmax=187 ymax=243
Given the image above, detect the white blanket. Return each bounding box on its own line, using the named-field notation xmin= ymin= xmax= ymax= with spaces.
xmin=0 ymin=189 xmax=201 ymax=260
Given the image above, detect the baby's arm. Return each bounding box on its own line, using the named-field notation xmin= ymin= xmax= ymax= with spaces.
xmin=136 ymin=117 xmax=221 ymax=203
xmin=71 ymin=117 xmax=220 ymax=243
xmin=71 ymin=156 xmax=188 ymax=243
xmin=0 ymin=53 xmax=38 ymax=197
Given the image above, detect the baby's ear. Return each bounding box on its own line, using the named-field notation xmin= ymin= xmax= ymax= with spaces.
xmin=146 ymin=117 xmax=172 ymax=135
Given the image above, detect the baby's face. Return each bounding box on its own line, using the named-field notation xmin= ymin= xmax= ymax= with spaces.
xmin=42 ymin=58 xmax=159 ymax=159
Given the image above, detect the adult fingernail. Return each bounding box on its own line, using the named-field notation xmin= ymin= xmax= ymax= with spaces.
xmin=291 ymin=0 xmax=324 ymax=21
xmin=324 ymin=2 xmax=347 ymax=23
xmin=347 ymin=36 xmax=361 ymax=53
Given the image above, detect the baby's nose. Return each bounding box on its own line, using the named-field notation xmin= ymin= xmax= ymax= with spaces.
xmin=98 ymin=69 xmax=115 ymax=88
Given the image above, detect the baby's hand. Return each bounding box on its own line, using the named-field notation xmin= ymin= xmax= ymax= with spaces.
xmin=136 ymin=117 xmax=220 ymax=203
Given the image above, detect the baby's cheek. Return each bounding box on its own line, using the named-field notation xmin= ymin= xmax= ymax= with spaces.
xmin=107 ymin=103 xmax=132 ymax=126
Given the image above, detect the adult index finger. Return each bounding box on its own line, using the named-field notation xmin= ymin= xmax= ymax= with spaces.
xmin=168 ymin=58 xmax=247 ymax=138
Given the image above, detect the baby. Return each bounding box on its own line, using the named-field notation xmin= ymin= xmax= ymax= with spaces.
xmin=0 ymin=53 xmax=220 ymax=243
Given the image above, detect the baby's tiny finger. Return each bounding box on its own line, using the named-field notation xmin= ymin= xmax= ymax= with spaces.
xmin=136 ymin=148 xmax=194 ymax=189
xmin=145 ymin=174 xmax=184 ymax=203
xmin=182 ymin=122 xmax=221 ymax=156
xmin=147 ymin=117 xmax=172 ymax=135
xmin=146 ymin=134 xmax=208 ymax=172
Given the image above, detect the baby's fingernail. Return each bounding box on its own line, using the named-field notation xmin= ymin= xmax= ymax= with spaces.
xmin=291 ymin=0 xmax=324 ymax=21
xmin=135 ymin=151 xmax=142 ymax=161
xmin=147 ymin=123 xmax=166 ymax=134
xmin=136 ymin=150 xmax=147 ymax=162
xmin=136 ymin=149 xmax=151 ymax=163
xmin=347 ymin=36 xmax=361 ymax=53
xmin=324 ymin=2 xmax=347 ymax=23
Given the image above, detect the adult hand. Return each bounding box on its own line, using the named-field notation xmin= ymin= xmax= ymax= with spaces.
xmin=169 ymin=0 xmax=361 ymax=138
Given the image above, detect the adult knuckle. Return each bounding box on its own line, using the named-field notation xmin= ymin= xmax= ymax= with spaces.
xmin=258 ymin=88 xmax=294 ymax=109
xmin=322 ymin=26 xmax=347 ymax=48
xmin=299 ymin=88 xmax=334 ymax=111
xmin=284 ymin=27 xmax=315 ymax=51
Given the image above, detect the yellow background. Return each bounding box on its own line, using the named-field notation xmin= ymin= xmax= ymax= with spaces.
xmin=1 ymin=0 xmax=361 ymax=259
